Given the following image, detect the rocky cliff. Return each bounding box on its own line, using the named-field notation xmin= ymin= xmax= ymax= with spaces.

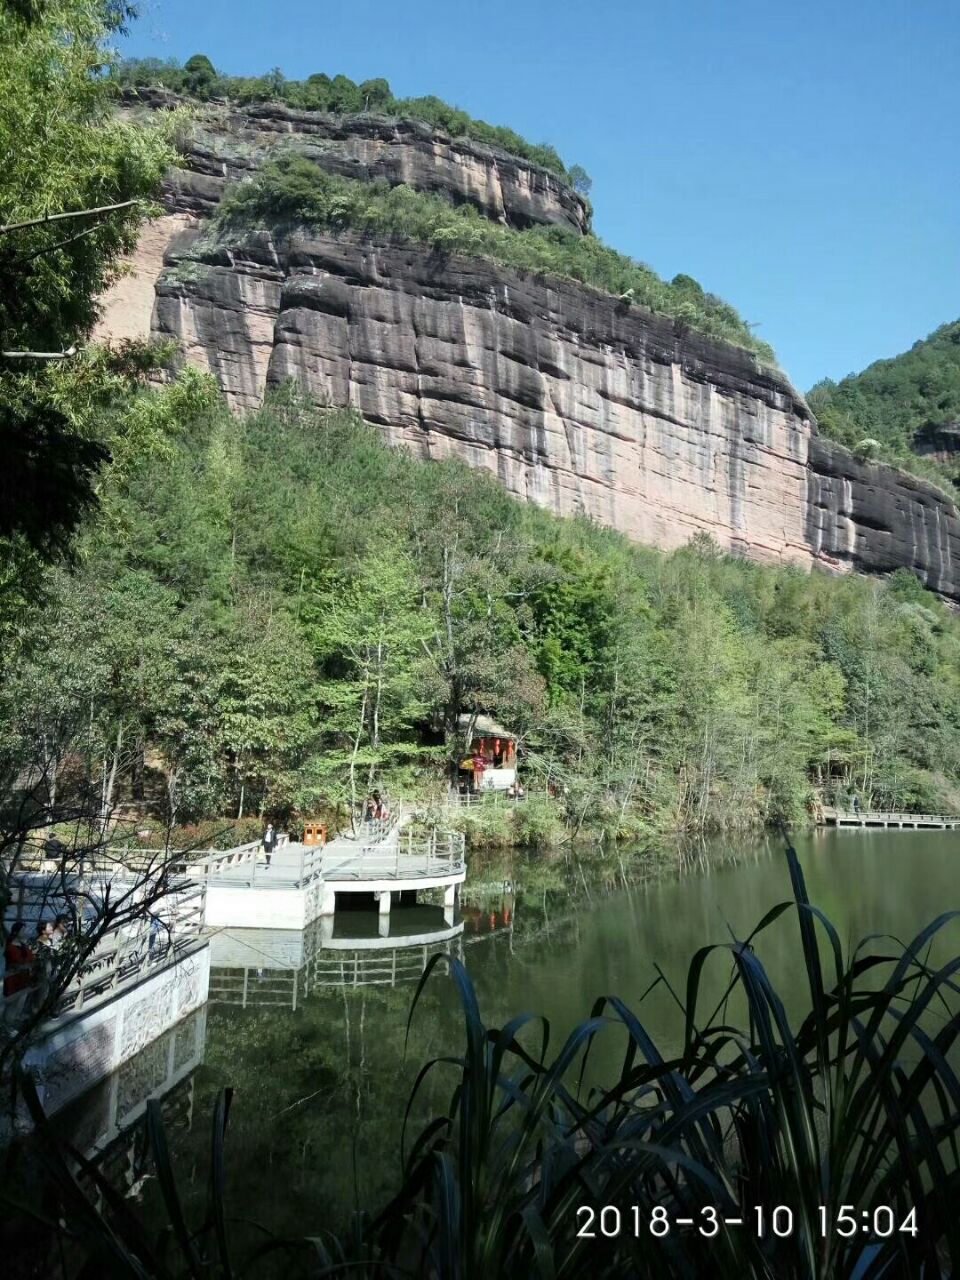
xmin=806 ymin=438 xmax=959 ymax=599
xmin=94 ymin=99 xmax=960 ymax=602
xmin=122 ymin=89 xmax=591 ymax=235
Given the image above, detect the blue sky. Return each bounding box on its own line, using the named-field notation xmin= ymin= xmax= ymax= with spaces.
xmin=121 ymin=0 xmax=959 ymax=391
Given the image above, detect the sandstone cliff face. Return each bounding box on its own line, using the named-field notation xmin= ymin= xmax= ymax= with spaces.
xmin=113 ymin=220 xmax=956 ymax=601
xmin=806 ymin=439 xmax=960 ymax=599
xmin=149 ymin=225 xmax=815 ymax=566
xmin=123 ymin=89 xmax=590 ymax=235
xmin=93 ymin=158 xmax=960 ymax=600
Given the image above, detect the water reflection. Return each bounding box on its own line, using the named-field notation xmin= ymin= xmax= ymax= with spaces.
xmin=208 ymin=904 xmax=465 ymax=1007
xmin=24 ymin=829 xmax=960 ymax=1248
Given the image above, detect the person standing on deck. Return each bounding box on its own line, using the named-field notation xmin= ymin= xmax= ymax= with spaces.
xmin=263 ymin=822 xmax=277 ymax=868
xmin=50 ymin=915 xmax=69 ymax=950
xmin=3 ymin=921 xmax=36 ymax=998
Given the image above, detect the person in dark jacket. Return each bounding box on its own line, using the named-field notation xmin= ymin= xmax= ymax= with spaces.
xmin=3 ymin=921 xmax=36 ymax=997
xmin=263 ymin=822 xmax=277 ymax=868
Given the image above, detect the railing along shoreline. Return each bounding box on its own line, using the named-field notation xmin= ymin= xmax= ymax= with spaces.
xmin=1 ymin=880 xmax=206 ymax=1030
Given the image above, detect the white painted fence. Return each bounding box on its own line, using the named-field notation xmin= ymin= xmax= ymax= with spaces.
xmin=1 ymin=881 xmax=206 ymax=1030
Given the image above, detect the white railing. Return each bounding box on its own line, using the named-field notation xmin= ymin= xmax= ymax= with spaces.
xmin=308 ymin=942 xmax=460 ymax=987
xmin=320 ymin=831 xmax=465 ymax=881
xmin=189 ymin=839 xmax=263 ymax=876
xmin=823 ymin=808 xmax=960 ymax=825
xmin=209 ymin=938 xmax=462 ymax=1006
xmin=1 ymin=882 xmax=206 ymax=1029
xmin=446 ymin=790 xmax=529 ymax=808
xmin=351 ymin=812 xmax=402 ymax=843
xmin=188 ymin=816 xmax=463 ymax=888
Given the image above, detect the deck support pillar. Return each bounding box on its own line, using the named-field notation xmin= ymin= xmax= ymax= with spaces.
xmin=320 ymin=883 xmax=336 ymax=917
xmin=378 ymin=890 xmax=392 ymax=918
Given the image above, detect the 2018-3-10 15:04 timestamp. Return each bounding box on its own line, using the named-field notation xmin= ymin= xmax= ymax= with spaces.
xmin=576 ymin=1205 xmax=919 ymax=1240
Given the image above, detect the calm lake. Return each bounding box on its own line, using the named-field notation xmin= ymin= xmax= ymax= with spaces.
xmin=61 ymin=827 xmax=960 ymax=1235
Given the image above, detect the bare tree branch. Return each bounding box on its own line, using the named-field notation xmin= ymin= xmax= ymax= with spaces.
xmin=0 ymin=199 xmax=140 ymax=237
xmin=1 ymin=344 xmax=77 ymax=360
xmin=14 ymin=220 xmax=104 ymax=265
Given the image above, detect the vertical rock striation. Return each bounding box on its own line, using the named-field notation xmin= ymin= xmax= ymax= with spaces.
xmin=93 ymin=97 xmax=960 ymax=602
xmin=145 ymin=227 xmax=817 ymax=567
xmin=806 ymin=438 xmax=960 ymax=599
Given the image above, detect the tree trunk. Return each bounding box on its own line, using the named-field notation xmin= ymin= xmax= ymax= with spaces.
xmin=349 ymin=687 xmax=368 ymax=831
xmin=101 ymin=724 xmax=123 ymax=830
xmin=166 ymin=767 xmax=180 ymax=827
xmin=368 ymin=632 xmax=385 ymax=788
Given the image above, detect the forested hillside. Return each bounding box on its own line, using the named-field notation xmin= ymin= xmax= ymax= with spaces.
xmin=808 ymin=320 xmax=960 ymax=490
xmin=6 ymin=372 xmax=960 ymax=839
xmin=5 ymin=8 xmax=960 ymax=846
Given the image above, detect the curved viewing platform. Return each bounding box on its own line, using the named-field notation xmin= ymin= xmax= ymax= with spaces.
xmin=194 ymin=825 xmax=467 ymax=930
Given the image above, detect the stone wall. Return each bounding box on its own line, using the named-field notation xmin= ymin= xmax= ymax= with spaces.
xmin=21 ymin=944 xmax=210 ymax=1117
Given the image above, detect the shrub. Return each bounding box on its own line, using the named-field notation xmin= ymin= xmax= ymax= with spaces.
xmin=452 ymin=802 xmax=514 ymax=850
xmin=509 ymin=794 xmax=564 ymax=846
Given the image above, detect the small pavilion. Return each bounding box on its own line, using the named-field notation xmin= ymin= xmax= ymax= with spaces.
xmin=456 ymin=714 xmax=518 ymax=793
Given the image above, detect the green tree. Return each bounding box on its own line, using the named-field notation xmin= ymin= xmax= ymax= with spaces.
xmin=567 ymin=163 xmax=592 ymax=196
xmin=219 ymin=602 xmax=317 ymax=819
xmin=408 ymin=473 xmax=547 ymax=779
xmin=359 ymin=77 xmax=392 ymax=110
xmin=302 ymin=549 xmax=432 ymax=818
xmin=0 ymin=0 xmax=174 ymax=641
xmin=183 ymin=52 xmax=217 ymax=97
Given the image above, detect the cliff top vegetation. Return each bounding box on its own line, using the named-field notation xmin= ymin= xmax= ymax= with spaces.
xmin=212 ymin=155 xmax=774 ymax=360
xmin=112 ymin=56 xmax=576 ymax=181
xmin=809 ymin=320 xmax=960 ymax=492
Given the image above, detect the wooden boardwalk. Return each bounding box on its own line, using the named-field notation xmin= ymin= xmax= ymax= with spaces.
xmin=821 ymin=808 xmax=960 ymax=830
